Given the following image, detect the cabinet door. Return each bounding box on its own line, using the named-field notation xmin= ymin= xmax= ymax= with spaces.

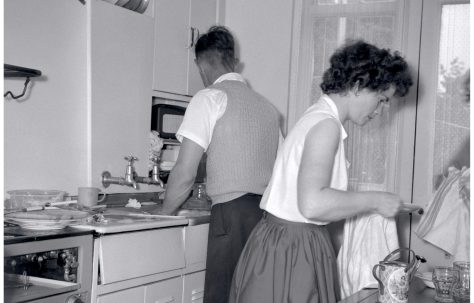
xmin=187 ymin=0 xmax=218 ymax=95
xmin=98 ymin=286 xmax=145 ymax=303
xmin=184 ymin=224 xmax=209 ymax=269
xmin=183 ymin=271 xmax=205 ymax=303
xmin=153 ymin=0 xmax=190 ymax=95
xmin=145 ymin=276 xmax=183 ymax=303
xmin=99 ymin=228 xmax=185 ymax=284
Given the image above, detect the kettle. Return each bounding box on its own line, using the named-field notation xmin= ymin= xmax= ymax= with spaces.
xmin=372 ymin=248 xmax=426 ymax=303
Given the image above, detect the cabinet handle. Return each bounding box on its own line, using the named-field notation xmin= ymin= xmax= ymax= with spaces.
xmin=155 ymin=296 xmax=175 ymax=303
xmin=194 ymin=28 xmax=200 ymax=46
xmin=191 ymin=288 xmax=204 ymax=301
xmin=188 ymin=27 xmax=200 ymax=49
xmin=188 ymin=27 xmax=196 ymax=48
xmin=191 ymin=289 xmax=204 ymax=295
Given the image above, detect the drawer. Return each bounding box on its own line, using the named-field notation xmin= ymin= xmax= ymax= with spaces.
xmin=145 ymin=276 xmax=183 ymax=303
xmin=99 ymin=227 xmax=185 ymax=284
xmin=98 ymin=286 xmax=145 ymax=303
xmin=183 ymin=271 xmax=205 ymax=303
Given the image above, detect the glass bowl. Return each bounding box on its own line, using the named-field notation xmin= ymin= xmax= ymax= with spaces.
xmin=6 ymin=190 xmax=66 ymax=210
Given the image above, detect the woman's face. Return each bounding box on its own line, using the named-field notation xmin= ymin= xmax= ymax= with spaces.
xmin=350 ymin=86 xmax=396 ymax=125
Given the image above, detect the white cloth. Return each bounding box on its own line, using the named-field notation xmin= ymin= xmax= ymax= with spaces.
xmin=176 ymin=73 xmax=244 ymax=151
xmin=148 ymin=130 xmax=163 ymax=171
xmin=337 ymin=214 xmax=399 ymax=299
xmin=415 ymin=166 xmax=470 ymax=261
xmin=260 ymin=95 xmax=348 ymax=225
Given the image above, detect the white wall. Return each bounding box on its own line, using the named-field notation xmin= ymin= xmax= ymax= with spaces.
xmin=4 ymin=0 xmax=89 ymax=194
xmin=224 ymin=0 xmax=295 ymax=134
xmin=4 ymin=0 xmax=155 ymax=196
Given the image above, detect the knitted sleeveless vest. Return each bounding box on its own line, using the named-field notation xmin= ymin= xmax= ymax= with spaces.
xmin=206 ymin=80 xmax=280 ymax=204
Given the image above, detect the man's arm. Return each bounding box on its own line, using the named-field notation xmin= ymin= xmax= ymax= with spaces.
xmin=159 ymin=138 xmax=205 ymax=215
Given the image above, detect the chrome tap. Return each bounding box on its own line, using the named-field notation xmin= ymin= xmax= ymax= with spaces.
xmin=135 ymin=157 xmax=164 ymax=187
xmin=101 ymin=156 xmax=139 ymax=189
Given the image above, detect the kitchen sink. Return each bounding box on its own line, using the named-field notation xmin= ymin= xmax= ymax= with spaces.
xmin=73 ymin=206 xmax=210 ymax=234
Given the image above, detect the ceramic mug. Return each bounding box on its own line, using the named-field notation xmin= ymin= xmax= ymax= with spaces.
xmin=78 ymin=187 xmax=106 ymax=207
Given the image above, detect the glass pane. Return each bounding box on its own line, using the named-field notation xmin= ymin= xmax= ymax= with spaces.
xmin=310 ymin=1 xmax=402 ymax=191
xmin=432 ymin=4 xmax=470 ymax=189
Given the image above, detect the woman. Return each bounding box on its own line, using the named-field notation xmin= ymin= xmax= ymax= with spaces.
xmin=229 ymin=40 xmax=413 ymax=303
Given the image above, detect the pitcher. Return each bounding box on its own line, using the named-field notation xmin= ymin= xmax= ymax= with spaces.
xmin=372 ymin=248 xmax=420 ymax=303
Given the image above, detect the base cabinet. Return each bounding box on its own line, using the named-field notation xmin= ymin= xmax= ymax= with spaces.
xmin=183 ymin=271 xmax=205 ymax=303
xmin=93 ymin=224 xmax=210 ymax=303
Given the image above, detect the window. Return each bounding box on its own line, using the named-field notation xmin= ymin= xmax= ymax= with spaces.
xmin=290 ymin=0 xmax=408 ymax=193
xmin=411 ymin=0 xmax=470 ymax=267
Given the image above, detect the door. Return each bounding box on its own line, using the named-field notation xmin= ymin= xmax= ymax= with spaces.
xmin=411 ymin=0 xmax=470 ymax=270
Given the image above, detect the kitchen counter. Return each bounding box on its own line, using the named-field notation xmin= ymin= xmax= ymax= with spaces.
xmin=338 ymin=277 xmax=436 ymax=303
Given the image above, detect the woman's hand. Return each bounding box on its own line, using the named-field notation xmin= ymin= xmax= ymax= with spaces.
xmin=374 ymin=192 xmax=403 ymax=217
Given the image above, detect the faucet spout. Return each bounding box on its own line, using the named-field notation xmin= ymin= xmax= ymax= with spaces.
xmin=101 ymin=155 xmax=141 ymax=189
xmin=101 ymin=171 xmax=139 ymax=189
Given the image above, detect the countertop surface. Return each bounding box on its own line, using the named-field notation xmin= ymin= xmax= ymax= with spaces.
xmin=338 ymin=277 xmax=436 ymax=303
xmin=4 ymin=203 xmax=211 ymax=241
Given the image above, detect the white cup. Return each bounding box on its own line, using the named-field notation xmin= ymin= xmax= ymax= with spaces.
xmin=78 ymin=187 xmax=107 ymax=207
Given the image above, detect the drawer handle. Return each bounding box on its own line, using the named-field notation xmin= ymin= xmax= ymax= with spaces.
xmin=155 ymin=296 xmax=175 ymax=303
xmin=192 ymin=289 xmax=204 ymax=300
xmin=191 ymin=289 xmax=204 ymax=295
xmin=192 ymin=294 xmax=204 ymax=301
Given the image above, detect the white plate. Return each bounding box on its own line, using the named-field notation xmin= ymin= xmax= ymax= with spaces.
xmin=5 ymin=209 xmax=91 ymax=230
xmin=135 ymin=0 xmax=150 ymax=13
xmin=415 ymin=272 xmax=435 ymax=288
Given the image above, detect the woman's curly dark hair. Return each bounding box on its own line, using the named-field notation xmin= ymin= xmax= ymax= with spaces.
xmin=320 ymin=40 xmax=413 ymax=97
xmin=195 ymin=25 xmax=235 ymax=69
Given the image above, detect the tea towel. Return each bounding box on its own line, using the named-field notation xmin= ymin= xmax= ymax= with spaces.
xmin=416 ymin=166 xmax=470 ymax=261
xmin=337 ymin=213 xmax=399 ymax=299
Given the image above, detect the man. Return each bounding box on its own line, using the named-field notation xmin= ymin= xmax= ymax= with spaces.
xmin=158 ymin=26 xmax=281 ymax=303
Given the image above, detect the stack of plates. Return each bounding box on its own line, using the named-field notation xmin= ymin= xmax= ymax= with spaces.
xmin=415 ymin=272 xmax=435 ymax=288
xmin=103 ymin=0 xmax=150 ymax=14
xmin=5 ymin=209 xmax=91 ymax=230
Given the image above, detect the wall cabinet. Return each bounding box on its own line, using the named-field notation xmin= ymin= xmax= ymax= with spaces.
xmin=153 ymin=0 xmax=221 ymax=97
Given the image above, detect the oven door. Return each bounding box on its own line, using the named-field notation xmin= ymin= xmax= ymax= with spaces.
xmin=4 ymin=274 xmax=80 ymax=303
xmin=4 ymin=234 xmax=93 ymax=303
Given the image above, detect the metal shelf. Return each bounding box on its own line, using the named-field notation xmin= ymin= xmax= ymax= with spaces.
xmin=4 ymin=64 xmax=42 ymax=78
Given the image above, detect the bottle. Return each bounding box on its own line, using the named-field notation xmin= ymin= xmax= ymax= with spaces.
xmin=181 ymin=183 xmax=211 ymax=210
